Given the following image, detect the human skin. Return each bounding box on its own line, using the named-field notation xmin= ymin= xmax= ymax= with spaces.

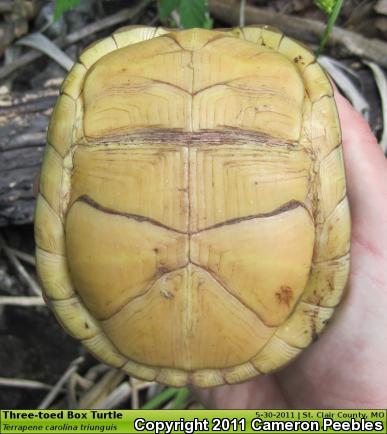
xmin=194 ymin=92 xmax=387 ymax=409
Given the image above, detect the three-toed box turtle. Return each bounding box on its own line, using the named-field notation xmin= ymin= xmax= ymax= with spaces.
xmin=35 ymin=25 xmax=350 ymax=388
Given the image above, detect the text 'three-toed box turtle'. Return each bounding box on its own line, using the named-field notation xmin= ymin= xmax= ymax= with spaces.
xmin=34 ymin=26 xmax=350 ymax=388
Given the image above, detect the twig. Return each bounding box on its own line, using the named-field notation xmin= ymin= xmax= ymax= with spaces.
xmin=0 ymin=296 xmax=45 ymax=306
xmin=38 ymin=356 xmax=84 ymax=409
xmin=71 ymin=372 xmax=94 ymax=390
xmin=343 ymin=0 xmax=373 ymax=27
xmin=134 ymin=380 xmax=156 ymax=391
xmin=130 ymin=377 xmax=141 ymax=409
xmin=8 ymin=247 xmax=35 ymax=266
xmin=84 ymin=363 xmax=110 ymax=382
xmin=0 ymin=377 xmax=52 ymax=390
xmin=239 ymin=0 xmax=245 ymax=27
xmin=0 ymin=0 xmax=152 ymax=81
xmin=0 ymin=234 xmax=41 ymax=296
xmin=171 ymin=10 xmax=181 ymax=27
xmin=66 ymin=372 xmax=80 ymax=409
xmin=208 ymin=0 xmax=387 ymax=68
xmin=96 ymin=382 xmax=131 ymax=409
xmin=66 ymin=372 xmax=94 ymax=408
xmin=129 ymin=377 xmax=154 ymax=409
xmin=79 ymin=369 xmax=125 ymax=409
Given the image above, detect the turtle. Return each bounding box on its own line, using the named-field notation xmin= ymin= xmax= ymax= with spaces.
xmin=34 ymin=25 xmax=350 ymax=388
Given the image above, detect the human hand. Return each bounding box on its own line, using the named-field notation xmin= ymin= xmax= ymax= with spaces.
xmin=195 ymin=92 xmax=387 ymax=409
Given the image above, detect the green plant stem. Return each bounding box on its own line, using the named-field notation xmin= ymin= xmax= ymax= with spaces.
xmin=140 ymin=387 xmax=178 ymax=409
xmin=316 ymin=0 xmax=344 ymax=56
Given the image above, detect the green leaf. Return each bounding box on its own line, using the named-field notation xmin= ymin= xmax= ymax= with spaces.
xmin=140 ymin=387 xmax=178 ymax=410
xmin=203 ymin=17 xmax=214 ymax=29
xmin=159 ymin=0 xmax=180 ymax=21
xmin=54 ymin=0 xmax=81 ymax=20
xmin=179 ymin=0 xmax=211 ymax=28
xmin=170 ymin=387 xmax=190 ymax=409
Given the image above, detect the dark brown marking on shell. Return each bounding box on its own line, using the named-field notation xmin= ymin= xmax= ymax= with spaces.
xmin=75 ymin=196 xmax=311 ymax=235
xmin=191 ymin=200 xmax=310 ymax=234
xmin=308 ymin=308 xmax=319 ymax=342
xmin=76 ymin=195 xmax=186 ymax=234
xmin=84 ymin=130 xmax=298 ymax=148
xmin=275 ymin=285 xmax=293 ymax=307
xmin=327 ymin=278 xmax=335 ymax=293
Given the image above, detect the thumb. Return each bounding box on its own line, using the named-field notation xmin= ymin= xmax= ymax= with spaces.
xmin=335 ymin=90 xmax=387 ymax=255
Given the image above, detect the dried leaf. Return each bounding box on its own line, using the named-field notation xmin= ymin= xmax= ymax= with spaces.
xmin=16 ymin=33 xmax=74 ymax=71
xmin=318 ymin=55 xmax=370 ymax=121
